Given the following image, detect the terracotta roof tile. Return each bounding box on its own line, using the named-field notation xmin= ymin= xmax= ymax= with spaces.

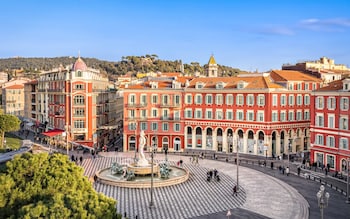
xmin=315 ymin=79 xmax=344 ymax=91
xmin=6 ymin=84 xmax=24 ymax=89
xmin=270 ymin=70 xmax=322 ymax=82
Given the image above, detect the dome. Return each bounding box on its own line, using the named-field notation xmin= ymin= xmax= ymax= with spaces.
xmin=73 ymin=57 xmax=87 ymax=71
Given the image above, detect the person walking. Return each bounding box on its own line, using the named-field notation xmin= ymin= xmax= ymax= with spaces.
xmin=297 ymin=166 xmax=301 ymax=176
xmin=79 ymin=156 xmax=83 ymax=165
xmin=286 ymin=166 xmax=290 ymax=176
xmin=233 ymin=185 xmax=237 ymax=196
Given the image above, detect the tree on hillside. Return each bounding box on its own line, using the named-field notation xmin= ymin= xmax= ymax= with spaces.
xmin=0 ymin=114 xmax=21 ymax=148
xmin=0 ymin=153 xmax=120 ymax=219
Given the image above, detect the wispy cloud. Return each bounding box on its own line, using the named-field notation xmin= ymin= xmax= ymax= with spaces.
xmin=299 ymin=18 xmax=350 ymax=32
xmin=259 ymin=26 xmax=295 ymax=36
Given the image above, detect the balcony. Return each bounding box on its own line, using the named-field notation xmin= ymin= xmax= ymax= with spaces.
xmin=160 ymin=116 xmax=173 ymax=121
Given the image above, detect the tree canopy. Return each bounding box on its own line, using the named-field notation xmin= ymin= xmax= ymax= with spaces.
xmin=0 ymin=153 xmax=119 ymax=219
xmin=0 ymin=114 xmax=21 ymax=148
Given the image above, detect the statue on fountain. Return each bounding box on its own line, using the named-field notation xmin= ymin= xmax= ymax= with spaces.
xmin=137 ymin=130 xmax=149 ymax=166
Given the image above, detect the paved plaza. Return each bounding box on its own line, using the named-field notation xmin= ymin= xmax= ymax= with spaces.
xmin=81 ymin=152 xmax=309 ymax=219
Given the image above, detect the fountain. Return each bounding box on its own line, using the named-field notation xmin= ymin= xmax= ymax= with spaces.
xmin=95 ymin=131 xmax=189 ymax=188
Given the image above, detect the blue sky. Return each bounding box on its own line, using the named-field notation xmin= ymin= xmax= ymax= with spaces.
xmin=1 ymin=0 xmax=350 ymax=72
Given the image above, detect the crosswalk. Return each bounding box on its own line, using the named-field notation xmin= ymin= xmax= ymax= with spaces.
xmin=82 ymin=156 xmax=246 ymax=219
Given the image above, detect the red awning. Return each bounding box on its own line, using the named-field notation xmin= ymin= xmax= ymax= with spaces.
xmin=42 ymin=129 xmax=64 ymax=137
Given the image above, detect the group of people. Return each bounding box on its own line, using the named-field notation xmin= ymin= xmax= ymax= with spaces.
xmin=278 ymin=165 xmax=290 ymax=176
xmin=189 ymin=155 xmax=199 ymax=165
xmin=71 ymin=154 xmax=83 ymax=165
xmin=206 ymin=169 xmax=220 ymax=182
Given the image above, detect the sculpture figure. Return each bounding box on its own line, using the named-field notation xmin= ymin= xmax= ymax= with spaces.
xmin=137 ymin=130 xmax=149 ymax=166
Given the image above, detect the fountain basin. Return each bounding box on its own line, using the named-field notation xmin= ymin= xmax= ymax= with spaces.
xmin=96 ymin=165 xmax=189 ymax=188
xmin=127 ymin=163 xmax=160 ymax=175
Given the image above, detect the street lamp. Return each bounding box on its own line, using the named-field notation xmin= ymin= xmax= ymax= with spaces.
xmin=236 ymin=137 xmax=240 ymax=193
xmin=4 ymin=139 xmax=7 ymax=149
xmin=149 ymin=143 xmax=156 ymax=208
xmin=134 ymin=122 xmax=138 ymax=163
xmin=346 ymin=158 xmax=350 ymax=204
xmin=317 ymin=185 xmax=330 ymax=219
xmin=63 ymin=126 xmax=69 ymax=155
xmin=287 ymin=137 xmax=295 ymax=168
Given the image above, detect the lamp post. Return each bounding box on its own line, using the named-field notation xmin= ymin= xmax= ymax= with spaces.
xmin=134 ymin=121 xmax=138 ymax=163
xmin=63 ymin=125 xmax=69 ymax=155
xmin=236 ymin=137 xmax=240 ymax=192
xmin=4 ymin=139 xmax=7 ymax=149
xmin=346 ymin=158 xmax=350 ymax=204
xmin=149 ymin=143 xmax=156 ymax=208
xmin=317 ymin=185 xmax=330 ymax=219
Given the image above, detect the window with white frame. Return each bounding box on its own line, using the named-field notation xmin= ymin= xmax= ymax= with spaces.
xmin=74 ymin=120 xmax=85 ymax=129
xmin=206 ymin=94 xmax=213 ymax=105
xmin=316 ymin=113 xmax=324 ymax=127
xmin=237 ymin=110 xmax=244 ymax=121
xmin=174 ymin=111 xmax=180 ymax=120
xmin=339 ymin=116 xmax=348 ymax=130
xmin=316 ymin=134 xmax=324 ymax=145
xmin=297 ymin=83 xmax=301 ymax=90
xmin=162 ymin=123 xmax=169 ymax=131
xmin=257 ymin=95 xmax=265 ymax=106
xmin=288 ymin=83 xmax=294 ymax=90
xmin=340 ymin=138 xmax=349 ymax=150
xmin=174 ymin=94 xmax=181 ymax=105
xmin=247 ymin=110 xmax=254 ymax=121
xmin=304 ymin=110 xmax=310 ymax=120
xmin=226 ymin=94 xmax=234 ymax=105
xmin=195 ymin=94 xmax=202 ymax=105
xmin=272 ymin=111 xmax=278 ymax=122
xmin=305 ymin=83 xmax=309 ymax=90
xmin=326 ymin=155 xmax=335 ymax=169
xmin=280 ymin=111 xmax=286 ymax=121
xmin=174 ymin=123 xmax=180 ymax=132
xmin=288 ymin=94 xmax=294 ymax=106
xmin=257 ymin=111 xmax=264 ymax=122
xmin=272 ymin=94 xmax=278 ymax=106
xmin=297 ymin=94 xmax=302 ymax=106
xmin=247 ymin=94 xmax=254 ymax=106
xmin=216 ymin=94 xmax=223 ymax=105
xmin=195 ymin=109 xmax=202 ymax=119
xmin=296 ymin=110 xmax=302 ymax=121
xmin=129 ymin=109 xmax=135 ymax=119
xmin=326 ymin=136 xmax=335 ymax=147
xmin=128 ymin=94 xmax=136 ymax=105
xmin=340 ymin=97 xmax=349 ymax=111
xmin=185 ymin=109 xmax=192 ymax=118
xmin=216 ymin=110 xmax=223 ymax=119
xmin=140 ymin=94 xmax=147 ymax=105
xmin=185 ymin=94 xmax=192 ymax=104
xmin=162 ymin=109 xmax=169 ymax=119
xmin=152 ymin=108 xmax=158 ymax=118
xmin=151 ymin=94 xmax=158 ymax=104
xmin=304 ymin=95 xmax=310 ymax=105
xmin=206 ymin=109 xmax=213 ymax=119
xmin=140 ymin=122 xmax=147 ymax=131
xmin=288 ymin=111 xmax=294 ymax=121
xmin=328 ymin=114 xmax=335 ymax=128
xmin=237 ymin=94 xmax=244 ymax=105
xmin=327 ymin=97 xmax=336 ymax=110
xmin=316 ymin=96 xmax=324 ymax=109
xmin=162 ymin=94 xmax=169 ymax=105
xmin=128 ymin=122 xmax=137 ymax=131
xmin=141 ymin=109 xmax=147 ymax=119
xmin=312 ymin=83 xmax=317 ymax=90
xmin=281 ymin=95 xmax=286 ymax=106
xmin=226 ymin=110 xmax=233 ymax=120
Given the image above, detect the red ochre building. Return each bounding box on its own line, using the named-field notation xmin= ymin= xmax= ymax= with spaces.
xmin=122 ymin=56 xmax=322 ymax=159
xmin=35 ymin=56 xmax=118 ymax=149
xmin=310 ymin=78 xmax=350 ymax=174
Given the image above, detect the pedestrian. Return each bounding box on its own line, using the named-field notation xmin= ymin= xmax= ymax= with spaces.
xmin=271 ymin=162 xmax=274 ymax=170
xmin=79 ymin=156 xmax=83 ymax=165
xmin=325 ymin=168 xmax=328 ymax=176
xmin=279 ymin=165 xmax=282 ymax=173
xmin=297 ymin=166 xmax=301 ymax=176
xmin=286 ymin=166 xmax=290 ymax=176
xmin=71 ymin=154 xmax=75 ymax=162
xmin=282 ymin=166 xmax=285 ymax=175
xmin=233 ymin=185 xmax=237 ymax=196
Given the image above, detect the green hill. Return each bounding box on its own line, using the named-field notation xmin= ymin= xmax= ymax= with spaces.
xmin=0 ymin=55 xmax=245 ymax=79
